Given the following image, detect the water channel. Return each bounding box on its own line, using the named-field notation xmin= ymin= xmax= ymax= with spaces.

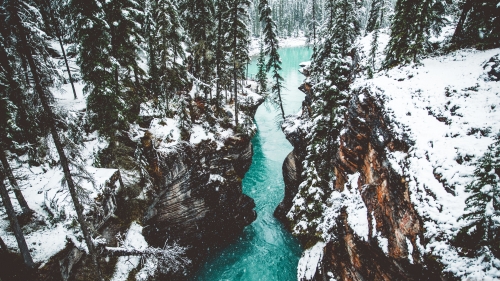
xmin=194 ymin=46 xmax=313 ymax=281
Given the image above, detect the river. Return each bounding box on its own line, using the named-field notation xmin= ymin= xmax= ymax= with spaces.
xmin=194 ymin=46 xmax=313 ymax=281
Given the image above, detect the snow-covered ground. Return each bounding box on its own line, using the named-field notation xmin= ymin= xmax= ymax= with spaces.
xmin=353 ymin=32 xmax=500 ymax=279
xmin=249 ymin=36 xmax=308 ymax=57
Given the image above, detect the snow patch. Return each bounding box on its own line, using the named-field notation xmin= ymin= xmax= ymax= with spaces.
xmin=110 ymin=222 xmax=148 ymax=281
xmin=297 ymin=241 xmax=326 ymax=281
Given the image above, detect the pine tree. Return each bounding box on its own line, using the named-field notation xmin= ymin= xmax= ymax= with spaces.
xmin=304 ymin=0 xmax=318 ymax=47
xmin=147 ymin=0 xmax=187 ymax=114
xmin=384 ymin=0 xmax=447 ymax=68
xmin=0 ymin=30 xmax=32 ymax=215
xmin=256 ymin=38 xmax=268 ymax=95
xmin=182 ymin=0 xmax=215 ymax=100
xmin=177 ymin=93 xmax=192 ymax=141
xmin=214 ymin=0 xmax=231 ymax=112
xmin=458 ymin=136 xmax=500 ymax=255
xmin=5 ymin=0 xmax=104 ymax=278
xmin=260 ymin=0 xmax=285 ymax=121
xmin=104 ymin=0 xmax=145 ymax=122
xmin=71 ymin=0 xmax=118 ymax=136
xmin=290 ymin=45 xmax=351 ymax=237
xmin=43 ymin=0 xmax=78 ymax=99
xmin=227 ymin=0 xmax=250 ymax=127
xmin=451 ymin=0 xmax=500 ymax=48
xmin=366 ymin=0 xmax=381 ymax=33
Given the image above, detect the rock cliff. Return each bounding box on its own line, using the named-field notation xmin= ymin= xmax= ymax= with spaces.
xmin=278 ymin=48 xmax=500 ymax=280
xmin=138 ymin=95 xmax=263 ymax=267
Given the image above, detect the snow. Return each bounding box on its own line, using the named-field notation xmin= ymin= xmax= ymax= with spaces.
xmin=110 ymin=222 xmax=148 ymax=281
xmin=0 ymin=131 xmax=116 ymax=263
xmin=344 ymin=173 xmax=369 ymax=241
xmin=317 ymin=173 xmax=369 ymax=242
xmin=353 ymin=43 xmax=500 ymax=278
xmin=249 ymin=36 xmax=308 ymax=56
xmin=297 ymin=241 xmax=325 ymax=281
xmin=0 ymin=164 xmax=118 ymax=262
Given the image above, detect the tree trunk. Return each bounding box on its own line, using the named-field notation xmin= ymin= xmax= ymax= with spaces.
xmin=0 ymin=234 xmax=9 ymax=253
xmin=57 ymin=34 xmax=77 ymax=99
xmin=0 ymin=169 xmax=34 ymax=269
xmin=232 ymin=1 xmax=239 ymax=127
xmin=215 ymin=0 xmax=223 ymax=114
xmin=0 ymin=145 xmax=32 ymax=215
xmin=21 ymin=32 xmax=104 ymax=281
xmin=451 ymin=0 xmax=473 ymax=46
xmin=276 ymin=76 xmax=285 ymax=120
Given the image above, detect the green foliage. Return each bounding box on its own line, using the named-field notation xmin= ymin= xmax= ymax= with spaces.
xmin=72 ymin=0 xmax=145 ymax=136
xmin=460 ymin=0 xmax=500 ymax=48
xmin=256 ymin=39 xmax=267 ymax=95
xmin=457 ymin=135 xmax=500 ymax=257
xmin=147 ymin=0 xmax=187 ymax=114
xmin=259 ymin=0 xmax=285 ymax=120
xmin=177 ymin=94 xmax=192 ymax=141
xmin=182 ymin=0 xmax=215 ymax=99
xmin=384 ymin=0 xmax=448 ymax=68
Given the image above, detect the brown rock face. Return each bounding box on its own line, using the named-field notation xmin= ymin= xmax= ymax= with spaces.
xmin=280 ymin=88 xmax=447 ymax=280
xmin=142 ymin=136 xmax=257 ymax=253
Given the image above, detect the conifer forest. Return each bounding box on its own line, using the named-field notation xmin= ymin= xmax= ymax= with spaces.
xmin=0 ymin=0 xmax=500 ymax=280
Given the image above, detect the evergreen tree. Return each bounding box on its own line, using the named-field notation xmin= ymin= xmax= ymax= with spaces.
xmin=312 ymin=0 xmax=358 ymax=76
xmin=0 ymin=28 xmax=32 ymax=215
xmin=182 ymin=0 xmax=215 ymax=100
xmin=43 ymin=0 xmax=78 ymax=99
xmin=290 ymin=44 xmax=351 ymax=237
xmin=260 ymin=0 xmax=285 ymax=121
xmin=5 ymin=0 xmax=104 ymax=278
xmin=147 ymin=0 xmax=187 ymax=114
xmin=256 ymin=38 xmax=268 ymax=95
xmin=103 ymin=0 xmax=145 ymax=121
xmin=457 ymin=136 xmax=500 ymax=255
xmin=305 ymin=0 xmax=318 ymax=47
xmin=214 ymin=0 xmax=231 ymax=112
xmin=0 ymin=3 xmax=47 ymax=146
xmin=71 ymin=0 xmax=118 ymax=136
xmin=227 ymin=0 xmax=250 ymax=127
xmin=451 ymin=0 xmax=500 ymax=48
xmin=384 ymin=0 xmax=447 ymax=68
xmin=366 ymin=0 xmax=381 ymax=33
xmin=177 ymin=93 xmax=192 ymax=141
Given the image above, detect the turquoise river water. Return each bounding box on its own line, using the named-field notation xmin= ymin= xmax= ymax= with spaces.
xmin=194 ymin=46 xmax=313 ymax=281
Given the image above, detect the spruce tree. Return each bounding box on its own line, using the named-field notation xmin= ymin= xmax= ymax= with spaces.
xmin=182 ymin=0 xmax=215 ymax=100
xmin=148 ymin=0 xmax=187 ymax=113
xmin=43 ymin=0 xmax=78 ymax=99
xmin=260 ymin=0 xmax=285 ymax=121
xmin=458 ymin=136 xmax=500 ymax=255
xmin=366 ymin=0 xmax=381 ymax=33
xmin=104 ymin=0 xmax=144 ymax=122
xmin=5 ymin=0 xmax=104 ymax=278
xmin=452 ymin=0 xmax=500 ymax=48
xmin=256 ymin=38 xmax=268 ymax=95
xmin=305 ymin=0 xmax=318 ymax=47
xmin=71 ymin=0 xmax=117 ymax=136
xmin=214 ymin=0 xmax=231 ymax=112
xmin=0 ymin=29 xmax=32 ymax=215
xmin=227 ymin=0 xmax=250 ymax=127
xmin=384 ymin=0 xmax=447 ymax=68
